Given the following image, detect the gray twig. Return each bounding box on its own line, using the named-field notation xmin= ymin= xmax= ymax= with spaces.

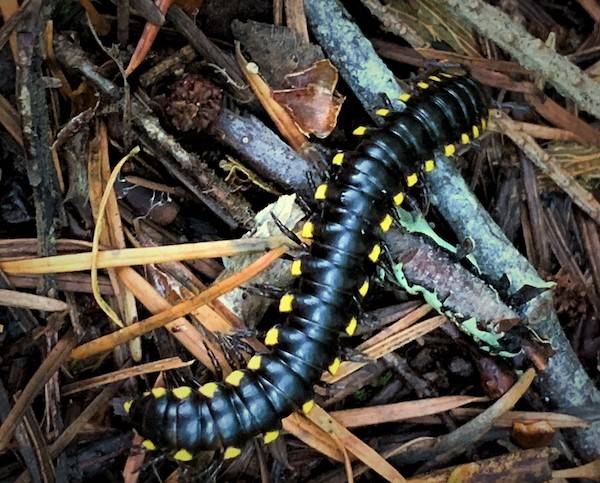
xmin=438 ymin=0 xmax=600 ymax=119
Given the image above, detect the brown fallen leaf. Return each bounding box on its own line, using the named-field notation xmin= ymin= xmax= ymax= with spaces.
xmin=272 ymin=59 xmax=344 ymax=138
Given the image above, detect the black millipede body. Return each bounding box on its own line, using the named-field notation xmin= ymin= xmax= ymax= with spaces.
xmin=123 ymin=73 xmax=490 ymax=462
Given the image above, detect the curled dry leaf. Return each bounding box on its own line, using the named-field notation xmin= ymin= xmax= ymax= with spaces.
xmin=272 ymin=59 xmax=345 ymax=138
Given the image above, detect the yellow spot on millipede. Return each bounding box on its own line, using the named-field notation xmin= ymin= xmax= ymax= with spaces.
xmin=472 ymin=125 xmax=480 ymax=138
xmin=225 ymin=370 xmax=245 ymax=387
xmin=173 ymin=449 xmax=193 ymax=461
xmin=406 ymin=173 xmax=418 ymax=187
xmin=399 ymin=93 xmax=411 ymax=102
xmin=358 ymin=279 xmax=369 ymax=297
xmin=481 ymin=117 xmax=488 ymax=129
xmin=123 ymin=400 xmax=133 ymax=413
xmin=332 ymin=152 xmax=344 ymax=166
xmin=380 ymin=214 xmax=393 ymax=233
xmin=424 ymin=159 xmax=435 ymax=172
xmin=328 ymin=357 xmax=341 ymax=375
xmin=247 ymin=355 xmax=262 ymax=370
xmin=142 ymin=440 xmax=156 ymax=451
xmin=199 ymin=382 xmax=218 ymax=398
xmin=291 ymin=259 xmax=302 ymax=276
xmin=224 ymin=447 xmax=241 ymax=459
xmin=263 ymin=430 xmax=279 ymax=444
xmin=265 ymin=326 xmax=280 ymax=345
xmin=417 ymin=81 xmax=429 ymax=89
xmin=345 ymin=317 xmax=358 ymax=336
xmin=461 ymin=133 xmax=470 ymax=144
xmin=393 ymin=192 xmax=405 ymax=206
xmin=301 ymin=221 xmax=314 ymax=239
xmin=151 ymin=388 xmax=166 ymax=398
xmin=172 ymin=386 xmax=192 ymax=399
xmin=352 ymin=126 xmax=367 ymax=136
xmin=368 ymin=244 xmax=381 ymax=263
xmin=429 ymin=75 xmax=442 ymax=82
xmin=444 ymin=144 xmax=456 ymax=157
xmin=302 ymin=400 xmax=315 ymax=414
xmin=279 ymin=294 xmax=294 ymax=313
xmin=375 ymin=108 xmax=390 ymax=117
xmin=314 ymin=184 xmax=328 ymax=200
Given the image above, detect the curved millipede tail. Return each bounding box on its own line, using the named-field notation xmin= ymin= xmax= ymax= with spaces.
xmin=125 ymin=73 xmax=490 ymax=461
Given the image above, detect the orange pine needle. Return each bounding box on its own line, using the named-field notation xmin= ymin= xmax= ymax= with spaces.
xmin=126 ymin=0 xmax=174 ymax=75
xmin=69 ymin=246 xmax=286 ymax=360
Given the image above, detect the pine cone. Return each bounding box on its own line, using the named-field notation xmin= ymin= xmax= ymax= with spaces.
xmin=166 ymin=74 xmax=223 ymax=132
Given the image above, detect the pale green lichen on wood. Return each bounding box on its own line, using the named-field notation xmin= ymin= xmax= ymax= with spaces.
xmin=393 ymin=262 xmax=444 ymax=312
xmin=393 ymin=263 xmax=518 ymax=357
xmin=395 ymin=207 xmax=480 ymax=272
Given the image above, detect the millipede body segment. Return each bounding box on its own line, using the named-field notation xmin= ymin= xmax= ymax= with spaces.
xmin=124 ymin=74 xmax=490 ymax=462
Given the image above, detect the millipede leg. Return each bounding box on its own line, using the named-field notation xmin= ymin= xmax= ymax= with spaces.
xmin=271 ymin=213 xmax=309 ymax=250
xmin=243 ymin=283 xmax=286 ymax=299
xmin=378 ymin=240 xmax=402 ymax=283
xmin=416 ymin=178 xmax=431 ymax=216
xmin=202 ymin=457 xmax=224 ymax=482
xmin=342 ymin=346 xmax=373 ymax=363
xmin=203 ymin=341 xmax=224 ymax=380
xmin=230 ymin=336 xmax=258 ymax=357
xmin=403 ymin=193 xmax=424 ymax=217
xmin=296 ymin=194 xmax=315 ymax=215
xmin=363 ymin=310 xmax=381 ymax=329
xmin=216 ymin=333 xmax=246 ymax=370
xmin=305 ymin=170 xmax=319 ymax=193
xmin=135 ymin=451 xmax=168 ymax=477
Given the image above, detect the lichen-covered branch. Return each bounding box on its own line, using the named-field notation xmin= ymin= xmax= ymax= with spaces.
xmin=386 ymin=232 xmax=519 ymax=328
xmin=15 ymin=0 xmax=65 ymax=292
xmin=209 ymin=109 xmax=320 ymax=200
xmin=438 ymin=0 xmax=600 ymax=119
